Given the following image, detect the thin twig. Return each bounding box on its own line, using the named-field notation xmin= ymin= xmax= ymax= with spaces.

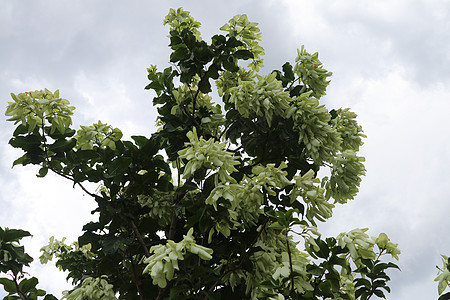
xmin=128 ymin=256 xmax=144 ymax=300
xmin=12 ymin=274 xmax=30 ymax=300
xmin=129 ymin=220 xmax=151 ymax=258
xmin=285 ymin=230 xmax=295 ymax=293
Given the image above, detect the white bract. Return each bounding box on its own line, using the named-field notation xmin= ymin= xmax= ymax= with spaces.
xmin=40 ymin=236 xmax=95 ymax=266
xmin=6 ymin=89 xmax=74 ymax=134
xmin=435 ymin=255 xmax=450 ymax=295
xmin=337 ymin=228 xmax=376 ymax=262
xmin=142 ymin=228 xmax=213 ymax=288
xmin=74 ymin=120 xmax=123 ymax=150
xmin=178 ymin=128 xmax=239 ymax=182
xmin=62 ymin=276 xmax=117 ymax=300
xmin=228 ymin=72 xmax=291 ymax=126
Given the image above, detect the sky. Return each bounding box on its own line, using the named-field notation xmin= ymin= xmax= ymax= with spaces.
xmin=1 ymin=0 xmax=449 ymax=298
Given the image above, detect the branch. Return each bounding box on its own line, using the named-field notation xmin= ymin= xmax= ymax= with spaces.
xmin=285 ymin=230 xmax=295 ymax=294
xmin=12 ymin=274 xmax=30 ymax=300
xmin=129 ymin=219 xmax=151 ymax=258
xmin=125 ymin=256 xmax=144 ymax=300
xmin=40 ymin=125 xmax=97 ymax=199
xmin=168 ymin=176 xmax=194 ymax=241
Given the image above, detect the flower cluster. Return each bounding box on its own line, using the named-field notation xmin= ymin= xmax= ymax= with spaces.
xmin=6 ymin=89 xmax=74 ymax=134
xmin=247 ymin=233 xmax=313 ymax=297
xmin=374 ymin=232 xmax=401 ymax=260
xmin=74 ymin=120 xmax=123 ymax=150
xmin=336 ymin=228 xmax=376 ymax=262
xmin=220 ymin=14 xmax=264 ymax=71
xmin=291 ymin=169 xmax=334 ymax=224
xmin=40 ymin=236 xmax=95 ymax=265
xmin=142 ymin=228 xmax=213 ymax=288
xmin=206 ymin=162 xmax=292 ymax=235
xmin=288 ymin=92 xmax=341 ymax=164
xmin=325 ymin=150 xmax=366 ymax=203
xmin=62 ymin=276 xmax=117 ymax=300
xmin=178 ymin=128 xmax=239 ymax=182
xmin=216 ymin=68 xmax=255 ymax=97
xmin=228 ymin=72 xmax=291 ymax=126
xmin=435 ymin=255 xmax=450 ymax=295
xmin=163 ymin=7 xmax=201 ymax=39
xmin=294 ymin=46 xmax=332 ymax=98
xmin=331 ymin=108 xmax=366 ymax=151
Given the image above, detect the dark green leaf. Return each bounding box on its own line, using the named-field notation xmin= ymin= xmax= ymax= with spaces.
xmin=207 ymin=64 xmax=220 ymax=79
xmin=131 ymin=135 xmax=149 ymax=148
xmin=36 ymin=166 xmax=48 ymax=178
xmin=1 ymin=228 xmax=32 ymax=243
xmin=100 ymin=236 xmax=130 ymax=256
xmin=373 ymin=289 xmax=386 ymax=298
xmin=355 ymin=278 xmax=371 ymax=289
xmin=9 ymin=135 xmax=42 ymax=151
xmin=282 ymin=62 xmax=295 ymax=81
xmin=439 ymin=292 xmax=450 ymax=300
xmin=233 ymin=50 xmax=253 ymax=60
xmin=18 ymin=277 xmax=38 ymax=293
xmin=106 ymin=157 xmax=132 ymax=178
xmin=0 ymin=277 xmax=17 ymax=293
xmin=12 ymin=154 xmax=30 ymax=167
xmin=13 ymin=124 xmax=29 ymax=136
xmin=223 ymin=58 xmax=239 ymax=72
xmin=226 ymin=37 xmax=243 ymax=48
xmin=170 ymin=46 xmax=189 ymax=62
xmin=199 ymin=77 xmax=212 ymax=93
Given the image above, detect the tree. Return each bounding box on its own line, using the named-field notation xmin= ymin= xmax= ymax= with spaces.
xmin=2 ymin=8 xmax=404 ymax=300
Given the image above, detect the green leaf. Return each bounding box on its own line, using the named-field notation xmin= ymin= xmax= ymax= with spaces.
xmin=36 ymin=166 xmax=48 ymax=178
xmin=233 ymin=49 xmax=253 ymax=60
xmin=100 ymin=236 xmax=130 ymax=255
xmin=170 ymin=46 xmax=189 ymax=62
xmin=48 ymin=138 xmax=76 ymax=153
xmin=223 ymin=58 xmax=239 ymax=72
xmin=106 ymin=157 xmax=132 ymax=178
xmin=282 ymin=62 xmax=295 ymax=81
xmin=199 ymin=77 xmax=212 ymax=93
xmin=373 ymin=289 xmax=386 ymax=298
xmin=12 ymin=124 xmax=29 ymax=136
xmin=44 ymin=295 xmax=59 ymax=300
xmin=355 ymin=278 xmax=371 ymax=289
xmin=131 ymin=135 xmax=149 ymax=148
xmin=316 ymin=239 xmax=330 ymax=259
xmin=9 ymin=135 xmax=42 ymax=151
xmin=18 ymin=277 xmax=38 ymax=293
xmin=1 ymin=228 xmax=32 ymax=243
xmin=226 ymin=37 xmax=243 ymax=48
xmin=439 ymin=292 xmax=450 ymax=300
xmin=12 ymin=154 xmax=30 ymax=167
xmin=355 ymin=287 xmax=369 ymax=299
xmin=152 ymin=158 xmax=171 ymax=174
xmin=207 ymin=64 xmax=220 ymax=79
xmin=170 ymin=36 xmax=182 ymax=46
xmin=0 ymin=277 xmax=17 ymax=293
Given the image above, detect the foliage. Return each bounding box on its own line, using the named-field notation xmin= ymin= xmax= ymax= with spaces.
xmin=1 ymin=8 xmax=405 ymax=300
xmin=436 ymin=255 xmax=450 ymax=299
xmin=0 ymin=227 xmax=58 ymax=300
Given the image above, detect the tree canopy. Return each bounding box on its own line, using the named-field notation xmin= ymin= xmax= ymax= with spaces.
xmin=6 ymin=7 xmax=445 ymax=300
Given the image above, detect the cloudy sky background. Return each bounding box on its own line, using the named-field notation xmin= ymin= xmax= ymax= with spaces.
xmin=1 ymin=0 xmax=449 ymax=298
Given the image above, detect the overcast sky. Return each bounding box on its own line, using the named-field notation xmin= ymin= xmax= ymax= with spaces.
xmin=1 ymin=0 xmax=450 ymax=298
